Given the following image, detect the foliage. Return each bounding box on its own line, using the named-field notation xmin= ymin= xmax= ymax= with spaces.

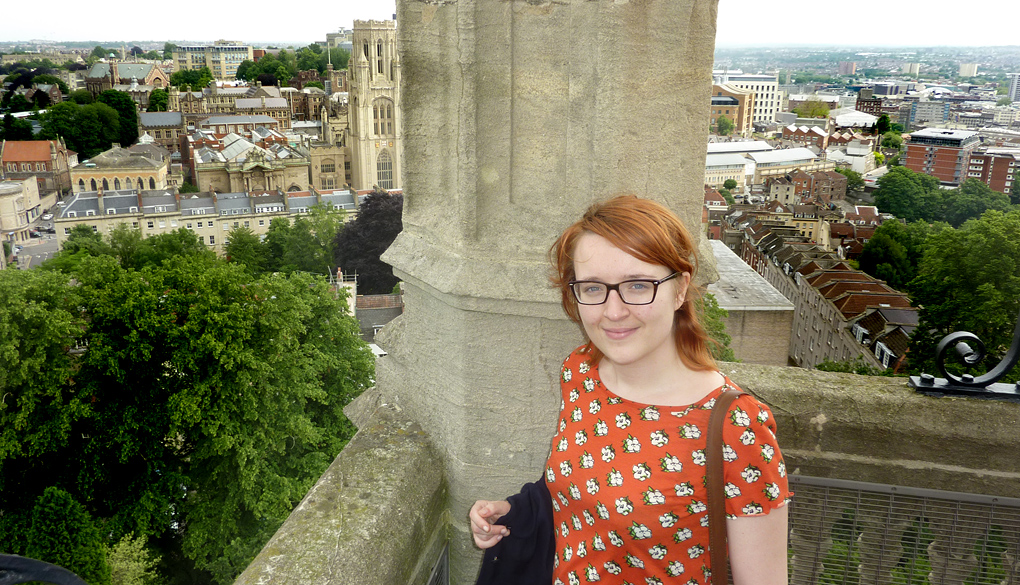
xmin=944 ymin=179 xmax=1012 ymax=228
xmin=255 ymin=73 xmax=278 ymax=88
xmin=70 ymin=89 xmax=94 ymax=104
xmin=716 ymin=114 xmax=734 ymax=136
xmin=163 ymin=43 xmax=176 ymax=60
xmin=333 ymin=191 xmax=404 ymax=294
xmin=875 ymin=114 xmax=891 ymax=135
xmin=25 ymin=487 xmax=112 ymax=585
xmin=304 ymin=80 xmax=325 ymax=90
xmin=815 ymin=358 xmax=892 ymax=376
xmin=699 ymin=293 xmax=736 ymax=362
xmin=873 ymin=166 xmax=942 ymax=223
xmin=178 ymin=181 xmax=200 ymax=194
xmin=997 ymin=97 xmax=1012 ymax=106
xmin=7 ymin=94 xmax=32 ymax=113
xmin=723 ymin=179 xmax=738 ymax=190
xmin=39 ymin=100 xmax=121 ymax=159
xmin=236 ymin=45 xmax=349 ymax=86
xmin=169 ymin=67 xmax=212 ymax=91
xmin=793 ymin=98 xmax=830 ymax=119
xmin=108 ymin=532 xmax=161 ymax=585
xmin=91 ymin=45 xmax=109 ymax=59
xmin=889 ymin=123 xmax=904 ymax=133
xmin=1 ymin=113 xmax=34 ymax=141
xmin=881 ymin=131 xmax=903 ymax=149
xmin=98 ymin=90 xmax=139 ymax=147
xmin=33 ymin=73 xmax=69 ymax=94
xmin=1 ymin=235 xmax=374 ymax=585
xmin=908 ymin=209 xmax=1020 ymax=382
xmin=148 ymin=88 xmax=168 ymax=112
xmin=858 ymin=220 xmax=946 ymax=292
xmin=719 ymin=189 xmax=735 ymax=205
xmin=834 ymin=168 xmax=864 ymax=191
xmin=224 ymin=226 xmax=268 ymax=275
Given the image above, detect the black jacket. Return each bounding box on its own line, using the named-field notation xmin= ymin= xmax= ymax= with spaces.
xmin=475 ymin=478 xmax=556 ymax=585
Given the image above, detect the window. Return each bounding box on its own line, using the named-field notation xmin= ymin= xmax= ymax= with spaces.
xmin=107 ymin=209 xmax=117 ymax=215
xmin=244 ymin=221 xmax=249 ymax=227
xmin=197 ymin=221 xmax=203 ymax=228
xmin=132 ymin=222 xmax=139 ymax=229
xmin=186 ymin=223 xmax=193 ymax=229
xmin=102 ymin=178 xmax=109 ymax=190
xmin=64 ymin=227 xmax=71 ymax=235
xmin=376 ymin=150 xmax=393 ymax=189
xmin=147 ymin=221 xmax=155 ymax=229
xmin=158 ymin=221 xmax=166 ymax=228
xmin=171 ymin=220 xmax=178 ymax=227
xmin=209 ymin=235 xmax=215 ymax=245
xmin=321 ymin=161 xmax=335 ymax=173
xmin=223 ymin=224 xmax=229 ymax=230
xmin=149 ymin=178 xmax=156 ymax=189
xmin=114 ymin=178 xmax=121 ymax=190
xmin=259 ymin=219 xmax=265 ymax=226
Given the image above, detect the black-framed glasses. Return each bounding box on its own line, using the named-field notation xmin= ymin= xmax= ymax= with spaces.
xmin=568 ymin=272 xmax=679 ymax=305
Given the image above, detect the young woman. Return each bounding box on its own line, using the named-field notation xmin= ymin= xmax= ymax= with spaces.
xmin=471 ymin=195 xmax=790 ymax=585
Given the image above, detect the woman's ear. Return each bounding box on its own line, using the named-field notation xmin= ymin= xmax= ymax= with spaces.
xmin=674 ymin=272 xmax=692 ymax=311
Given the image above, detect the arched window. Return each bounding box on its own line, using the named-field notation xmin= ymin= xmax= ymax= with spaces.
xmin=138 ymin=178 xmax=144 ymax=190
xmin=377 ymin=40 xmax=384 ymax=74
xmin=149 ymin=177 xmax=156 ymax=189
xmin=376 ymin=150 xmax=393 ymax=190
xmin=78 ymin=179 xmax=85 ymax=191
xmin=114 ymin=178 xmax=121 ymax=190
xmin=373 ymin=98 xmax=394 ymax=137
xmin=102 ymin=178 xmax=109 ymax=191
xmin=90 ymin=179 xmax=97 ymax=191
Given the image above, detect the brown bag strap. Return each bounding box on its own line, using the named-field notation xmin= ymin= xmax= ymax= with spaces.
xmin=707 ymin=387 xmax=745 ymax=585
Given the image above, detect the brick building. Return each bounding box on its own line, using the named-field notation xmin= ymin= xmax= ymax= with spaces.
xmin=903 ymin=128 xmax=980 ymax=185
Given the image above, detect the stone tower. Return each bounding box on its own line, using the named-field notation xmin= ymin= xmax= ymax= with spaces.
xmin=349 ymin=20 xmax=402 ymax=191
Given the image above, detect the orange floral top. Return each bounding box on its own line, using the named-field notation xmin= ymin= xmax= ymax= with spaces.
xmin=545 ymin=347 xmax=791 ymax=585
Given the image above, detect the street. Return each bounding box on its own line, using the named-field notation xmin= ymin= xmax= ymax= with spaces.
xmin=15 ymin=232 xmax=59 ymax=269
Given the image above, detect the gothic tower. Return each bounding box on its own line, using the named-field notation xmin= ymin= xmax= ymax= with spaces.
xmin=348 ymin=20 xmax=401 ymax=191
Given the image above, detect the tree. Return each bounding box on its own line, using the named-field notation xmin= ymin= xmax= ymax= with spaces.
xmin=98 ymin=90 xmax=139 ymax=147
xmin=997 ymin=97 xmax=1012 ymax=106
xmin=147 ymin=88 xmax=168 ymax=112
xmin=108 ymin=533 xmax=161 ymax=585
xmin=256 ymin=73 xmax=278 ymax=87
xmin=793 ymin=98 xmax=830 ymax=119
xmin=858 ymin=231 xmax=912 ymax=290
xmin=39 ymin=101 xmax=121 ymax=159
xmin=881 ymin=131 xmax=903 ymax=149
xmin=719 ymin=188 xmax=735 ymax=205
xmin=70 ymin=89 xmax=94 ymax=104
xmin=943 ymin=179 xmax=1011 ymax=228
xmin=715 ymin=114 xmax=734 ymax=136
xmin=873 ymin=166 xmax=943 ymax=222
xmin=163 ymin=43 xmax=176 ymax=60
xmin=304 ymin=80 xmax=325 ymax=90
xmin=723 ymin=179 xmax=738 ymax=191
xmin=834 ymin=168 xmax=865 ymax=192
xmin=91 ymin=45 xmax=108 ymax=60
xmin=908 ymin=209 xmax=1020 ymax=382
xmin=699 ymin=293 xmax=736 ymax=362
xmin=179 ymin=181 xmax=200 ymax=193
xmin=8 ymin=93 xmax=32 ymax=113
xmin=333 ymin=191 xmax=404 ymax=294
xmin=235 ymin=60 xmax=257 ymax=82
xmin=224 ymin=226 xmax=268 ymax=275
xmin=26 ymin=487 xmax=111 ymax=585
xmin=875 ymin=114 xmax=891 ymax=135
xmin=1 ymin=113 xmax=34 ymax=141
xmin=32 ymin=90 xmax=51 ymax=109
xmin=33 ymin=73 xmax=69 ymax=95
xmin=169 ymin=67 xmax=212 ymax=90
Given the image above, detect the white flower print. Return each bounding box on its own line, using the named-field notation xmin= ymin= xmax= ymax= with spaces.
xmin=649 ymin=544 xmax=668 ymax=560
xmin=741 ymin=464 xmax=762 ymax=483
xmin=569 ymin=388 xmax=579 ymax=403
xmin=604 ymin=560 xmax=621 ymax=575
xmin=686 ymin=500 xmax=707 ymax=514
xmin=584 ymin=564 xmax=599 ymax=581
xmin=615 ymin=412 xmax=632 ymax=429
xmin=589 ymin=399 xmax=601 ymax=414
xmin=624 ymin=553 xmax=645 ymax=568
xmin=583 ymin=378 xmax=595 ymax=392
xmin=563 ymin=545 xmax=573 ymax=561
xmin=562 ymin=368 xmax=572 ymax=382
xmin=583 ymin=510 xmax=595 ymax=526
xmin=561 ymin=522 xmax=570 ymax=537
xmin=761 ymin=443 xmax=775 ymax=463
xmin=586 ymin=478 xmax=600 ymax=495
xmin=646 ymin=578 xmax=664 ymax=585
xmin=688 ymin=544 xmax=706 ymax=559
xmin=730 ymin=407 xmax=750 ymax=427
xmin=569 ymin=483 xmax=581 ymax=500
xmin=724 ymin=482 xmax=741 ymax=498
xmin=607 ymin=396 xmax=622 ymax=405
xmin=722 ymin=444 xmax=738 ymax=462
xmin=560 ymin=460 xmax=573 ymax=477
xmin=623 ymin=435 xmax=642 ymax=454
xmin=552 ymin=499 xmax=561 ymax=512
xmin=673 ymin=527 xmax=693 ymax=543
xmin=642 ymin=487 xmax=665 ymax=505
xmin=572 ymin=513 xmax=582 ymax=531
xmin=601 ymin=445 xmax=616 ymax=462
xmin=778 ymin=460 xmax=787 ymax=477
xmin=560 ymin=418 xmax=567 ymax=432
xmin=607 ymin=468 xmax=624 ymax=487
xmin=575 ymin=429 xmax=588 ymax=446
xmin=666 ymin=561 xmax=685 ymax=577
xmin=596 ymin=501 xmax=610 ymax=520
xmin=764 ymin=482 xmax=781 ymax=501
xmin=757 ymin=409 xmax=769 ymax=424
xmin=561 ymin=398 xmax=565 ymax=411
xmin=700 ymin=515 xmax=710 ymax=527
xmin=557 ymin=437 xmax=568 ymax=452
xmin=678 ymin=423 xmax=701 ymax=439
xmin=580 ymin=451 xmax=595 ymax=469
xmin=649 ymin=430 xmax=669 ymax=447
xmin=594 ymin=419 xmax=609 ymax=437
xmin=547 ymin=467 xmax=556 ymax=482
xmin=691 ymin=449 xmax=706 ymax=466
xmin=632 ymin=463 xmax=652 ymax=481
xmin=615 ymin=496 xmax=634 ymax=515
xmin=558 ymin=491 xmax=569 ymax=506
xmin=571 ymin=407 xmax=583 ymax=422
xmin=659 ymin=512 xmax=679 ymax=528
xmin=703 ymin=397 xmax=717 ymax=410
xmin=629 ymin=522 xmax=652 ymax=540
xmin=674 ymin=482 xmax=695 ymax=497
xmin=660 ymin=454 xmax=682 ymax=472
xmin=593 ymin=534 xmax=606 ymax=551
xmin=567 ymin=571 xmax=579 ymax=585
xmin=639 ymin=406 xmax=660 ymax=421
xmin=579 ymin=361 xmax=590 ymax=374
xmin=608 ymin=530 xmax=624 ymax=547
xmin=743 ymin=502 xmax=765 ymax=515
xmin=577 ymin=540 xmax=587 ymax=558
xmin=740 ymin=428 xmax=756 ymax=445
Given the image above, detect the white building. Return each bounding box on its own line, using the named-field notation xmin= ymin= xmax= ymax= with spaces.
xmin=713 ymin=70 xmax=782 ymax=124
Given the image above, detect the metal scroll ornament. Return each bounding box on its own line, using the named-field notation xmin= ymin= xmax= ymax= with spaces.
xmin=909 ymin=308 xmax=1020 ymax=400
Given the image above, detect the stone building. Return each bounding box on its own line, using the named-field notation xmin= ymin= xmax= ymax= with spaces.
xmin=137 ymin=112 xmax=185 ymax=154
xmin=348 ymin=20 xmax=401 ymax=191
xmin=173 ymin=41 xmax=253 ymax=80
xmin=190 ymin=129 xmax=309 ymax=193
xmin=70 ymin=145 xmax=169 ymax=193
xmin=85 ymin=62 xmax=169 ymax=97
xmin=0 ymin=138 xmax=76 ymax=193
xmin=0 ymin=177 xmax=42 ymax=243
xmin=710 ymin=83 xmax=755 ymax=138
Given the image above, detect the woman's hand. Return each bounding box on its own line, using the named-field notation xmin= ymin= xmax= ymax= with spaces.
xmin=469 ymin=499 xmax=511 ymax=549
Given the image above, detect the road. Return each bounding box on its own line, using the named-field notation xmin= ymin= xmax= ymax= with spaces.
xmin=15 ymin=232 xmax=59 ymax=269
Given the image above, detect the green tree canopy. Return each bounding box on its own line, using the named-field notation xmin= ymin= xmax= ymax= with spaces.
xmin=1 ymin=113 xmax=34 ymax=141
xmin=98 ymin=90 xmax=139 ymax=147
xmin=716 ymin=114 xmax=734 ymax=136
xmin=944 ymin=179 xmax=1012 ymax=228
xmin=875 ymin=114 xmax=891 ymax=135
xmin=723 ymin=178 xmax=738 ymax=190
xmin=163 ymin=43 xmax=177 ymax=60
xmin=39 ymin=100 xmax=121 ymax=159
xmin=70 ymin=89 xmax=94 ymax=104
xmin=26 ymin=487 xmax=111 ymax=585
xmin=881 ymin=131 xmax=903 ymax=149
xmin=793 ymin=98 xmax=830 ymax=119
xmin=873 ymin=166 xmax=943 ymax=222
xmin=32 ymin=73 xmax=69 ymax=94
xmin=147 ymin=88 xmax=168 ymax=112
xmin=169 ymin=67 xmax=212 ymax=90
xmin=834 ymin=168 xmax=865 ymax=191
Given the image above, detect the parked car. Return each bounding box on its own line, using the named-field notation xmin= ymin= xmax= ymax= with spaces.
xmin=42 ymin=225 xmax=56 ymax=234
xmin=41 ymin=213 xmax=53 ymax=221
xmin=29 ymin=229 xmax=41 ymax=238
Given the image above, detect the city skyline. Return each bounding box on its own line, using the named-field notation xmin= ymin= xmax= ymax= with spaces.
xmin=0 ymin=0 xmax=1017 ymax=47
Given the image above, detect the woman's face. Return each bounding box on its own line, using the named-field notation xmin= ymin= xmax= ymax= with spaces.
xmin=572 ymin=233 xmax=690 ymax=370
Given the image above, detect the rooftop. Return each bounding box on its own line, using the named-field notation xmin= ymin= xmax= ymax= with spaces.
xmin=707 ymin=240 xmax=795 ymax=312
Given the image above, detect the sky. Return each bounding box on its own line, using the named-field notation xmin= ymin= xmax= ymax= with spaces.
xmin=0 ymin=0 xmax=1017 ymax=47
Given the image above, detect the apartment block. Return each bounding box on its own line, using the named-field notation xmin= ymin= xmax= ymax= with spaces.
xmin=713 ymin=70 xmax=781 ymax=124
xmin=903 ymin=128 xmax=980 ymax=185
xmin=173 ymin=41 xmax=253 ymax=80
xmin=710 ymin=84 xmax=755 ymax=137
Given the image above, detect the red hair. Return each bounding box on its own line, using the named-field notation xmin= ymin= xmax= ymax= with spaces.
xmin=549 ymin=195 xmax=717 ymax=371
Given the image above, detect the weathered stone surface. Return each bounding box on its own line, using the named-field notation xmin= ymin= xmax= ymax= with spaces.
xmin=234 ymin=404 xmax=447 ymax=585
